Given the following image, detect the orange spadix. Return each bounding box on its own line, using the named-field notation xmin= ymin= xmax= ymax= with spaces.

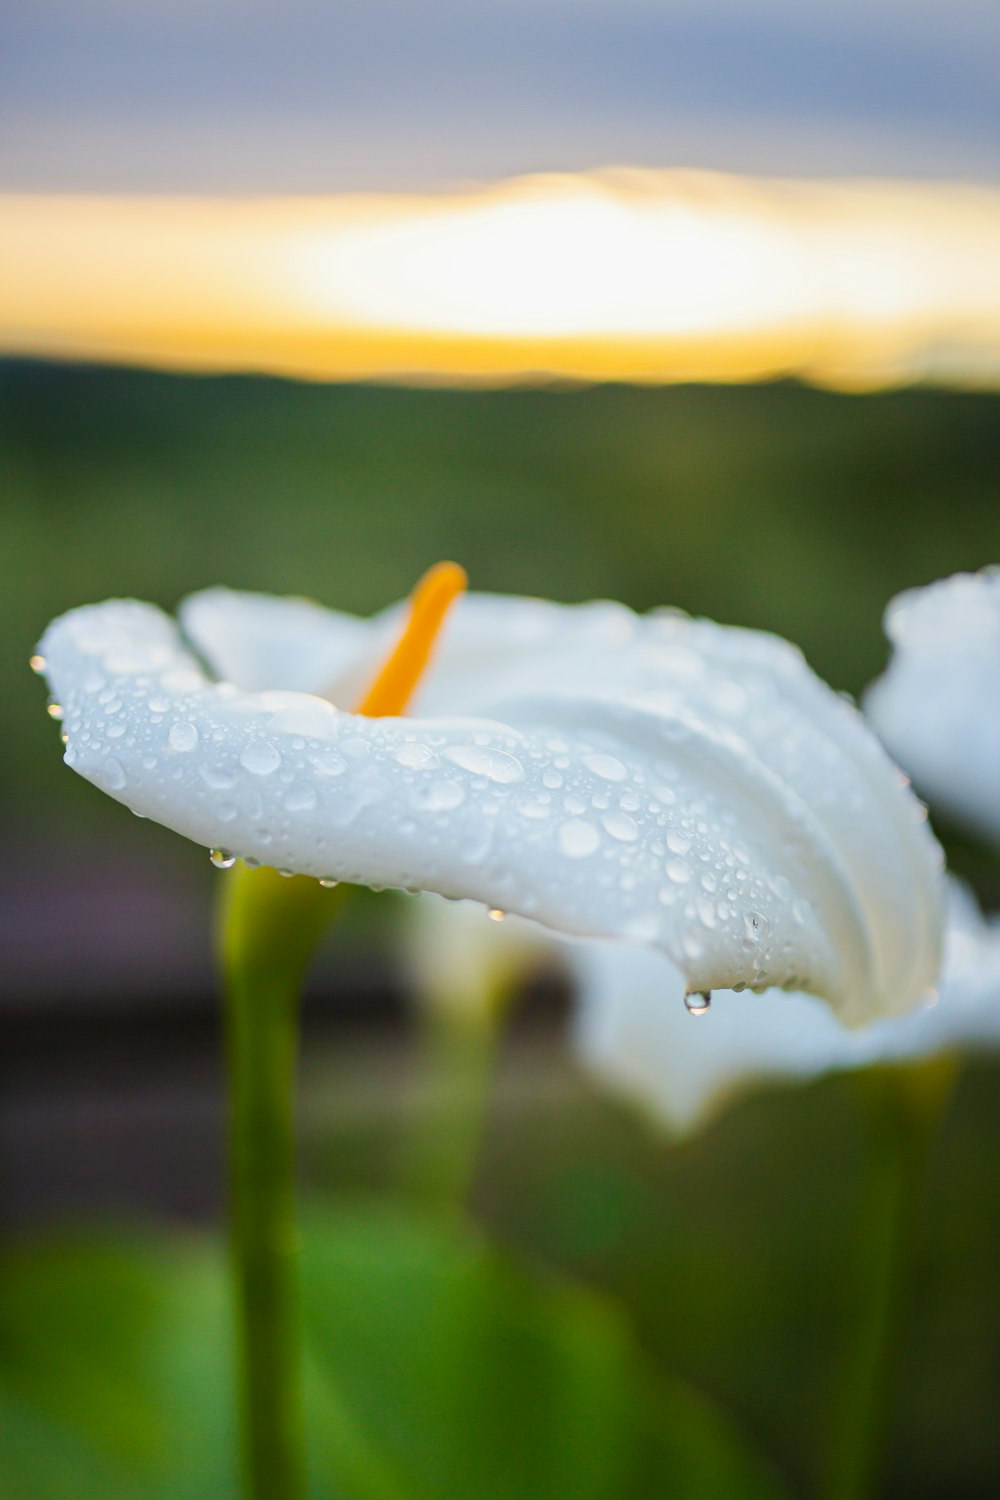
xmin=355 ymin=561 xmax=467 ymax=717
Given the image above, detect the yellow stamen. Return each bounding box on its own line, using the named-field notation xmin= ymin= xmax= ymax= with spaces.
xmin=355 ymin=561 xmax=467 ymax=717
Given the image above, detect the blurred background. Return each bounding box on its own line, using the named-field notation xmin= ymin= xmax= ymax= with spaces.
xmin=2 ymin=3 xmax=1000 ymax=1498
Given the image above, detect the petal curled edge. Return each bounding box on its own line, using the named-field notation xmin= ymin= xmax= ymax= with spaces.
xmin=41 ymin=599 xmax=943 ymax=1024
xmin=180 ymin=587 xmax=943 ymax=1019
xmin=864 ymin=569 xmax=1000 ymax=845
xmin=574 ymin=881 xmax=1000 ymax=1136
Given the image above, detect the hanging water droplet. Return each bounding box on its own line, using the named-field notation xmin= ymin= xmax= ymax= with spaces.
xmin=684 ymin=990 xmax=712 ymax=1017
xmin=319 ymin=878 xmax=338 ymax=889
xmin=488 ymin=908 xmax=506 ymax=922
xmin=209 ymin=848 xmax=236 ymax=869
xmin=47 ymin=702 xmax=64 ymax=720
xmin=29 ymin=654 xmax=46 ymax=674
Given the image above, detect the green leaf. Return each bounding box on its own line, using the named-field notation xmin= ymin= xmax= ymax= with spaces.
xmin=0 ymin=1235 xmax=237 ymax=1500
xmin=0 ymin=1208 xmax=790 ymax=1500
xmin=301 ymin=1202 xmax=790 ymax=1500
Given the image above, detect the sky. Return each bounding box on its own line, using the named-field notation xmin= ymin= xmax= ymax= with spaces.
xmin=2 ymin=0 xmax=999 ymax=192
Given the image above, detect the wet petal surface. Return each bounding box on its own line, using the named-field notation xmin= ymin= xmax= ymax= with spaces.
xmin=575 ymin=880 xmax=1000 ymax=1135
xmin=40 ymin=591 xmax=944 ymax=1024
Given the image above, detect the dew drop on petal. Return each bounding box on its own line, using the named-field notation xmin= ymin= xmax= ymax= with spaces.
xmin=319 ymin=878 xmax=338 ymax=888
xmin=200 ymin=763 xmax=238 ymax=791
xmin=394 ymin=742 xmax=439 ymax=770
xmin=104 ymin=757 xmax=126 ymax=791
xmin=601 ymin=810 xmax=639 ymax=843
xmin=666 ymin=858 xmax=691 ymax=884
xmin=743 ymin=912 xmax=763 ymax=943
xmin=241 ymin=742 xmax=282 ymax=776
xmin=308 ymin=749 xmax=347 ymax=778
xmin=583 ymin=753 xmax=628 ymax=782
xmin=47 ymin=702 xmax=64 ymax=720
xmin=443 ymin=745 xmax=524 ymax=783
xmin=684 ymin=990 xmax=712 ymax=1017
xmin=210 ymin=848 xmax=237 ymax=869
xmin=488 ymin=908 xmax=506 ymax=922
xmin=29 ymin=654 xmax=46 ymax=674
xmin=168 ymin=721 xmax=199 ymax=753
xmin=666 ymin=830 xmax=691 ymax=855
xmin=558 ymin=818 xmax=601 ymax=858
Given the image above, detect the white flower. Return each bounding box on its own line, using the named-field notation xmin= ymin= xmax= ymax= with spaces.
xmin=574 ymin=879 xmax=999 ymax=1136
xmin=37 ymin=581 xmax=943 ymax=1025
xmin=865 ymin=568 xmax=1000 ymax=845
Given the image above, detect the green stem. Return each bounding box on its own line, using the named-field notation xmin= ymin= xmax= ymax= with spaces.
xmin=220 ymin=865 xmax=345 ymax=1500
xmin=822 ymin=1055 xmax=957 ymax=1500
xmin=401 ymin=1002 xmax=506 ymax=1216
xmin=400 ymin=946 xmax=522 ymax=1218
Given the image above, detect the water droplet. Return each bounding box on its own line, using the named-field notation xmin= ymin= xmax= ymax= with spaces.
xmin=168 ymin=720 xmax=199 ymax=753
xmin=743 ymin=912 xmax=763 ymax=943
xmin=47 ymin=702 xmax=64 ymax=720
xmin=266 ymin=696 xmax=338 ymax=739
xmin=29 ymin=654 xmax=46 ymax=674
xmin=583 ymin=753 xmax=627 ymax=782
xmin=666 ymin=858 xmax=690 ymax=884
xmin=319 ymin=878 xmax=338 ymax=889
xmin=394 ymin=742 xmax=439 ymax=770
xmin=601 ymin=810 xmax=639 ymax=843
xmin=104 ymin=758 xmax=126 ymax=790
xmin=308 ymin=749 xmax=347 ymax=778
xmin=488 ymin=908 xmax=506 ymax=922
xmin=684 ymin=990 xmax=712 ymax=1017
xmin=241 ymin=742 xmax=282 ymax=776
xmin=200 ymin=763 xmax=238 ymax=791
xmin=558 ymin=818 xmax=600 ymax=858
xmin=666 ymin=830 xmax=691 ymax=855
xmin=443 ymin=745 xmax=524 ymax=783
xmin=210 ymin=848 xmax=236 ymax=869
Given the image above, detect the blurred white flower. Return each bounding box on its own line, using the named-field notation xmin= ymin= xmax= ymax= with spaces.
xmin=38 ymin=582 xmax=942 ymax=1023
xmin=865 ymin=568 xmax=1000 ymax=844
xmin=574 ymin=879 xmax=1000 ymax=1136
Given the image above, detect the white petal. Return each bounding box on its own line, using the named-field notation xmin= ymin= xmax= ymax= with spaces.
xmin=575 ymin=879 xmax=1000 ymax=1136
xmin=180 ymin=587 xmax=378 ymax=698
xmin=40 ymin=595 xmax=944 ymax=1024
xmin=865 ymin=568 xmax=1000 ymax=844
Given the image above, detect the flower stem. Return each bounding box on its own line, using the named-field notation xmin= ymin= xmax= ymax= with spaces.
xmin=400 ymin=945 xmax=522 ymax=1218
xmin=220 ymin=865 xmax=345 ymax=1500
xmin=822 ymin=1055 xmax=957 ymax=1500
xmin=401 ymin=1001 xmax=507 ymax=1216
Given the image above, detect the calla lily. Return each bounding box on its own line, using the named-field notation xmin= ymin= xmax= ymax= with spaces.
xmin=865 ymin=568 xmax=1000 ymax=845
xmin=37 ymin=577 xmax=943 ymax=1025
xmin=574 ymin=878 xmax=999 ymax=1136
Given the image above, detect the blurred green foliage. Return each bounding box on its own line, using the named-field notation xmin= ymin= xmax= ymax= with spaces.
xmin=0 ymin=1204 xmax=788 ymax=1500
